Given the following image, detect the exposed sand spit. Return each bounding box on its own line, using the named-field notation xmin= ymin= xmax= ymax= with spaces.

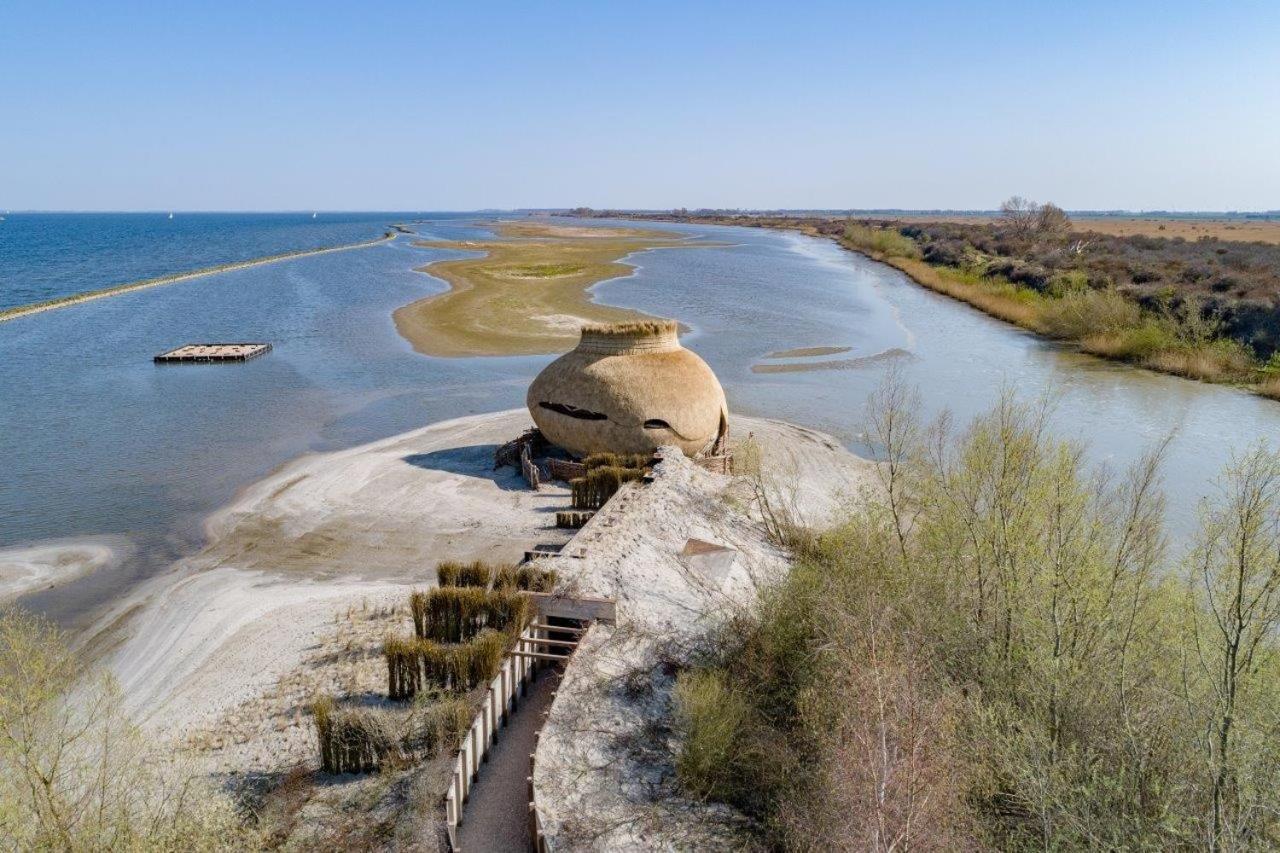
xmin=91 ymin=409 xmax=573 ymax=750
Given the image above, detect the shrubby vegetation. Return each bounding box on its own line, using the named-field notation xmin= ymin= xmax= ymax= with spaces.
xmin=834 ymin=201 xmax=1280 ymax=392
xmin=0 ymin=608 xmax=256 ymax=850
xmin=676 ymin=376 xmax=1280 ymax=850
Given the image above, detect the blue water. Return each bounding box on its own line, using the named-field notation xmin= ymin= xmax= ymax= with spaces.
xmin=0 ymin=212 xmax=420 ymax=309
xmin=4 ymin=213 xmax=1280 ymax=628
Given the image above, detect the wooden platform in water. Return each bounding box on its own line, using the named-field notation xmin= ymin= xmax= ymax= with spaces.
xmin=153 ymin=342 xmax=272 ymax=364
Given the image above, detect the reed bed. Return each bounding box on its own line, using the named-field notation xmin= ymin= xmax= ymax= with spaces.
xmin=384 ymin=630 xmax=507 ymax=698
xmin=436 ymin=560 xmax=497 ymax=588
xmin=313 ymin=693 xmax=473 ymax=772
xmin=435 ymin=560 xmax=556 ymax=592
xmin=410 ymin=586 xmax=530 ymax=642
xmin=571 ymin=466 xmax=646 ymax=509
xmin=556 ymin=510 xmax=595 ymax=529
xmin=582 ymin=452 xmax=653 ymax=471
xmin=312 ymin=696 xmax=399 ymax=774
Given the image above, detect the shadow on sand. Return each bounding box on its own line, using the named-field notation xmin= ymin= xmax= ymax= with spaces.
xmin=401 ymin=444 xmax=527 ymax=492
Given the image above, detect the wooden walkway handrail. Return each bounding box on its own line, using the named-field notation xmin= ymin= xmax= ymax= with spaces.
xmin=444 ymin=619 xmax=589 ymax=852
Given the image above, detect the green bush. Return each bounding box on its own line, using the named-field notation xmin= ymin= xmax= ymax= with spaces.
xmin=1038 ymin=287 xmax=1142 ymax=340
xmin=842 ymin=223 xmax=922 ymax=259
xmin=674 ymin=385 xmax=1280 ymax=848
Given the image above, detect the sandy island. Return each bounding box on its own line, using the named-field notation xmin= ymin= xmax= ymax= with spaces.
xmin=393 ymin=222 xmax=700 ymax=357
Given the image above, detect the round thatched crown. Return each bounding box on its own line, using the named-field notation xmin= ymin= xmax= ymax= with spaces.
xmin=577 ymin=320 xmax=680 ymax=354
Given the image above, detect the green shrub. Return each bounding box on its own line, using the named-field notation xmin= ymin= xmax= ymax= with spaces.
xmin=675 ymin=385 xmax=1280 ymax=848
xmin=1039 ymin=287 xmax=1141 ymax=340
xmin=842 ymin=223 xmax=922 ymax=259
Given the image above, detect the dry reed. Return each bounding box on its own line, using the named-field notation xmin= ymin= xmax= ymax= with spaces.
xmin=571 ymin=466 xmax=646 ymax=509
xmin=556 ymin=510 xmax=595 ymax=529
xmin=312 ymin=696 xmax=400 ymax=774
xmin=435 ymin=560 xmax=555 ymax=592
xmin=384 ymin=630 xmax=508 ymax=698
xmin=409 ymin=586 xmax=530 ymax=642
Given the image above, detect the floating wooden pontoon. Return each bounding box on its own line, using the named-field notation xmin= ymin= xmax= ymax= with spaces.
xmin=153 ymin=342 xmax=272 ymax=364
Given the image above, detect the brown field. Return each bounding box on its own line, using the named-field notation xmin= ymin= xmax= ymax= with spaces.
xmin=843 ymin=214 xmax=1280 ymax=244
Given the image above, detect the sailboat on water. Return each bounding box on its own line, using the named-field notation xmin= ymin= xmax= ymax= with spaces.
xmin=168 ymin=213 xmax=174 ymax=219
xmin=312 ymin=212 xmax=317 ymax=219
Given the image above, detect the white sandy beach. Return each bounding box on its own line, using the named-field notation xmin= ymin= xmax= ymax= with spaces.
xmin=79 ymin=408 xmax=873 ymax=778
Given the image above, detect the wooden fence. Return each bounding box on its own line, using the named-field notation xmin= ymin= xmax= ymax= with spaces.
xmin=444 ymin=619 xmax=589 ymax=852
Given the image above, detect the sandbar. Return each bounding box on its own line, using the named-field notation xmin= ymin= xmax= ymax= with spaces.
xmin=394 ymin=221 xmax=693 ymax=357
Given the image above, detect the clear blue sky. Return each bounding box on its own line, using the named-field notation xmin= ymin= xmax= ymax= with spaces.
xmin=2 ymin=1 xmax=1277 ymax=211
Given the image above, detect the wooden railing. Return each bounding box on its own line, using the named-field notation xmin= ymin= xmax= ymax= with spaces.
xmin=443 ymin=620 xmax=588 ymax=852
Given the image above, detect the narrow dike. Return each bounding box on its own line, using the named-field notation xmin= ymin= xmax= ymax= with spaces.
xmin=0 ymin=230 xmax=397 ymax=323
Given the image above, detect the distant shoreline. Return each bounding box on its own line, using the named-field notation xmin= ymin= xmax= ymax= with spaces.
xmin=0 ymin=230 xmax=397 ymax=323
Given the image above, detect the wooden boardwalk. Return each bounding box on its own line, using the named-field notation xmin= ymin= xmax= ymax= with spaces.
xmin=153 ymin=342 xmax=272 ymax=364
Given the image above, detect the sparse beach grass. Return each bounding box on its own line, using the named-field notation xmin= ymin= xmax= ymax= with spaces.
xmin=393 ymin=222 xmax=694 ymax=357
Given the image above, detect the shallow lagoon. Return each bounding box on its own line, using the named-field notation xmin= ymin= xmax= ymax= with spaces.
xmin=3 ymin=215 xmax=1277 ymax=624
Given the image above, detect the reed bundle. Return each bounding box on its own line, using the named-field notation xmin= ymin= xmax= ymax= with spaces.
xmin=384 ymin=630 xmax=507 ymax=698
xmin=435 ymin=560 xmax=555 ymax=591
xmin=571 ymin=465 xmax=646 ymax=510
xmin=583 ymin=452 xmax=652 ymax=471
xmin=410 ymin=586 xmax=530 ymax=642
xmin=312 ymin=696 xmax=400 ymax=774
xmin=556 ymin=510 xmax=594 ymax=529
xmin=436 ymin=560 xmax=496 ymax=588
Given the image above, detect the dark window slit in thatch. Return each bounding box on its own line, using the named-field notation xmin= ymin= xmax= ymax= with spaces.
xmin=539 ymin=401 xmax=607 ymax=421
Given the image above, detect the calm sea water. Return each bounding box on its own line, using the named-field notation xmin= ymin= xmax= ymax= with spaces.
xmin=0 ymin=212 xmax=420 ymax=309
xmin=3 ymin=214 xmax=1279 ymax=627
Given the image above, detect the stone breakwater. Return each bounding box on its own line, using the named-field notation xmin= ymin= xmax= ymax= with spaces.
xmin=0 ymin=231 xmax=396 ymax=323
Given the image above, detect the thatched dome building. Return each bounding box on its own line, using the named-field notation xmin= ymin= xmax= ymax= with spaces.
xmin=527 ymin=320 xmax=728 ymax=458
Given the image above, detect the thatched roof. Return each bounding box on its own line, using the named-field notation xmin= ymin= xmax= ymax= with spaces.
xmin=527 ymin=321 xmax=727 ymax=458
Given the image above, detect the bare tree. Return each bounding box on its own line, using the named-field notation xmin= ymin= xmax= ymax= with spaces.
xmin=1036 ymin=202 xmax=1072 ymax=238
xmin=1000 ymin=196 xmax=1040 ymax=238
xmin=999 ymin=196 xmax=1072 ymax=241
